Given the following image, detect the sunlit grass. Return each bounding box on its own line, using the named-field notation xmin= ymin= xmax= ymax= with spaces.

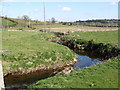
xmin=62 ymin=30 xmax=118 ymax=47
xmin=28 ymin=58 xmax=119 ymax=88
xmin=28 ymin=30 xmax=119 ymax=88
xmin=2 ymin=31 xmax=75 ymax=73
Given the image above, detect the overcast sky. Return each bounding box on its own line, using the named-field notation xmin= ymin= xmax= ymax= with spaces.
xmin=0 ymin=1 xmax=118 ymax=22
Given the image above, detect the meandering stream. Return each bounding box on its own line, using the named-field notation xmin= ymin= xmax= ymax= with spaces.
xmin=5 ymin=50 xmax=102 ymax=89
xmin=4 ymin=38 xmax=119 ymax=89
xmin=53 ymin=40 xmax=103 ymax=69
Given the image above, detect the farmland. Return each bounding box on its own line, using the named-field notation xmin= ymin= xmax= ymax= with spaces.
xmin=61 ymin=30 xmax=118 ymax=46
xmin=0 ymin=17 xmax=118 ymax=32
xmin=1 ymin=17 xmax=72 ymax=30
xmin=0 ymin=17 xmax=119 ymax=88
xmin=28 ymin=30 xmax=119 ymax=88
xmin=2 ymin=31 xmax=75 ymax=73
xmin=0 ymin=17 xmax=17 ymax=28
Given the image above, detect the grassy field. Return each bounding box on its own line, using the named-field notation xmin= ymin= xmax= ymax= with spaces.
xmin=9 ymin=18 xmax=50 ymax=24
xmin=1 ymin=17 xmax=117 ymax=32
xmin=61 ymin=30 xmax=118 ymax=47
xmin=28 ymin=30 xmax=119 ymax=88
xmin=1 ymin=18 xmax=119 ymax=88
xmin=2 ymin=31 xmax=75 ymax=73
xmin=32 ymin=24 xmax=72 ymax=29
xmin=3 ymin=23 xmax=72 ymax=31
xmin=0 ymin=17 xmax=17 ymax=27
xmin=5 ymin=24 xmax=71 ymax=30
xmin=28 ymin=58 xmax=119 ymax=88
xmin=1 ymin=17 xmax=71 ymax=30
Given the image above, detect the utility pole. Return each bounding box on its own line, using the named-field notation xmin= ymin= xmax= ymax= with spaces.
xmin=0 ymin=2 xmax=5 ymax=89
xmin=43 ymin=1 xmax=46 ymax=32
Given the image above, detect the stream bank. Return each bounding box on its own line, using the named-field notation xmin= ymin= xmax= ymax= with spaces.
xmin=4 ymin=60 xmax=76 ymax=88
xmin=4 ymin=31 xmax=120 ymax=89
xmin=52 ymin=31 xmax=120 ymax=69
xmin=60 ymin=38 xmax=120 ymax=60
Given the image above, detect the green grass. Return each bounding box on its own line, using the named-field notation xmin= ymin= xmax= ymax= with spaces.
xmin=28 ymin=58 xmax=119 ymax=88
xmin=28 ymin=30 xmax=119 ymax=88
xmin=2 ymin=28 xmax=119 ymax=88
xmin=32 ymin=24 xmax=72 ymax=29
xmin=2 ymin=31 xmax=75 ymax=73
xmin=0 ymin=17 xmax=17 ymax=27
xmin=4 ymin=24 xmax=72 ymax=31
xmin=2 ymin=17 xmax=71 ymax=30
xmin=61 ymin=30 xmax=118 ymax=47
xmin=1 ymin=17 xmax=71 ymax=31
xmin=9 ymin=18 xmax=49 ymax=24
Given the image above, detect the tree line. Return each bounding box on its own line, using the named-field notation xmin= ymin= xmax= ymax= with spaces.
xmin=61 ymin=19 xmax=119 ymax=27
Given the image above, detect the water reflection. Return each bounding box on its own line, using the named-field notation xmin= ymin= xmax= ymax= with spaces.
xmin=73 ymin=54 xmax=102 ymax=69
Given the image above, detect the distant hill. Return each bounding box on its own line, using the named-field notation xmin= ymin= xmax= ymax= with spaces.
xmin=0 ymin=17 xmax=56 ymax=28
xmin=0 ymin=17 xmax=18 ymax=28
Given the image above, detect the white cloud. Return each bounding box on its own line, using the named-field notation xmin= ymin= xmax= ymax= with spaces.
xmin=62 ymin=7 xmax=71 ymax=12
xmin=110 ymin=1 xmax=118 ymax=5
xmin=34 ymin=9 xmax=38 ymax=12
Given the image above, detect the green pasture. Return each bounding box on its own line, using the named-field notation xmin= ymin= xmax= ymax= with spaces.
xmin=28 ymin=30 xmax=119 ymax=88
xmin=2 ymin=31 xmax=75 ymax=73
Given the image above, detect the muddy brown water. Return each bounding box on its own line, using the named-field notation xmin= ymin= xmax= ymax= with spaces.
xmin=4 ymin=61 xmax=75 ymax=88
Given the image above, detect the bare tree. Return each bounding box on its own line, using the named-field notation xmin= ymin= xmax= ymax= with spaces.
xmin=22 ymin=15 xmax=29 ymax=20
xmin=21 ymin=15 xmax=30 ymax=27
xmin=51 ymin=17 xmax=56 ymax=23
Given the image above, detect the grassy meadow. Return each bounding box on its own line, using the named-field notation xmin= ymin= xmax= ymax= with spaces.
xmin=2 ymin=31 xmax=75 ymax=73
xmin=28 ymin=30 xmax=119 ymax=88
xmin=1 ymin=17 xmax=119 ymax=88
xmin=61 ymin=30 xmax=118 ymax=47
xmin=0 ymin=17 xmax=17 ymax=27
xmin=1 ymin=17 xmax=71 ymax=31
xmin=28 ymin=58 xmax=119 ymax=88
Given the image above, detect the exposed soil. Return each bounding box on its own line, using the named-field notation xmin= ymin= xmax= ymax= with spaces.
xmin=4 ymin=60 xmax=76 ymax=87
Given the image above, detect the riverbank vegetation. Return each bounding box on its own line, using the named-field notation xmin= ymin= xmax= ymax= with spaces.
xmin=28 ymin=57 xmax=119 ymax=88
xmin=61 ymin=30 xmax=118 ymax=46
xmin=60 ymin=30 xmax=120 ymax=59
xmin=1 ymin=16 xmax=119 ymax=88
xmin=28 ymin=30 xmax=119 ymax=88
